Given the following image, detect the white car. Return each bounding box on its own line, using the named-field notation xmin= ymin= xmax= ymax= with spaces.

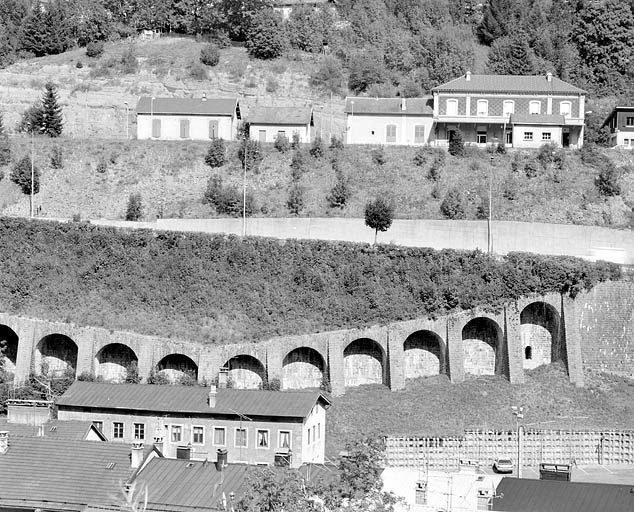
xmin=493 ymin=458 xmax=514 ymax=473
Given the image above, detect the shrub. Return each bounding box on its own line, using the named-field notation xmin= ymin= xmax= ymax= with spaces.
xmin=537 ymin=142 xmax=566 ymax=170
xmin=595 ymin=162 xmax=621 ymax=197
xmin=327 ymin=168 xmax=351 ymax=208
xmin=120 ymin=45 xmax=138 ymax=74
xmin=371 ymin=147 xmax=386 ymax=166
xmin=310 ymin=56 xmax=344 ymax=94
xmin=310 ymin=136 xmax=324 ymax=158
xmin=413 ymin=147 xmax=429 ymax=167
xmin=579 ymin=144 xmax=609 ymax=168
xmin=476 ymin=196 xmax=489 ymax=219
xmin=246 ymin=9 xmax=287 ymax=60
xmin=203 ymin=175 xmax=224 ymax=207
xmin=448 ymin=130 xmax=465 ymax=157
xmin=200 ymin=44 xmax=220 ymax=66
xmin=428 ymin=150 xmax=446 ymax=181
xmin=96 ymin=159 xmax=107 ymax=173
xmin=286 ymin=183 xmax=304 ymax=214
xmin=290 ymin=150 xmax=305 ymax=181
xmin=239 ymin=138 xmax=264 ymax=173
xmin=329 ymin=136 xmax=344 ymax=150
xmin=274 ymin=133 xmax=290 ymax=153
xmin=189 ymin=62 xmax=208 ymax=80
xmin=496 ymin=143 xmax=506 ymax=154
xmin=125 ymin=361 xmax=141 ymax=384
xmin=291 ymin=132 xmax=301 ymax=149
xmin=203 ymin=175 xmax=255 ymax=216
xmin=205 ymin=138 xmax=226 ymax=168
xmin=0 ymin=139 xmax=10 ymax=167
xmin=75 ymin=61 xmax=83 ymax=69
xmin=502 ymin=174 xmax=519 ymax=200
xmin=147 ymin=368 xmax=170 ymax=385
xmin=10 ymin=155 xmax=40 ymax=195
xmin=524 ymin=159 xmax=540 ymax=178
xmin=125 ymin=193 xmax=143 ymax=221
xmin=50 ymin=146 xmax=63 ymax=169
xmin=85 ymin=41 xmax=104 ymax=58
xmin=266 ymin=76 xmax=279 ymax=93
xmin=440 ymin=187 xmax=466 ymax=219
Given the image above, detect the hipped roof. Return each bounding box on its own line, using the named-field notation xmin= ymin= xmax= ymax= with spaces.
xmin=136 ymin=96 xmax=239 ymax=116
xmin=432 ymin=74 xmax=586 ymax=94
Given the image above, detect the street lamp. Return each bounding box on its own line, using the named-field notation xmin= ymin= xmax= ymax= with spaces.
xmin=242 ymin=136 xmax=247 ymax=237
xmin=150 ymin=96 xmax=155 ymax=138
xmin=349 ymin=100 xmax=354 ymax=144
xmin=124 ymin=101 xmax=129 ymax=140
xmin=488 ymin=156 xmax=494 ymax=254
xmin=511 ymin=406 xmax=524 ymax=478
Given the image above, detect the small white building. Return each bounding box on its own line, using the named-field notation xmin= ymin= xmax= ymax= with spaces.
xmin=247 ymin=106 xmax=314 ymax=143
xmin=136 ymin=96 xmax=241 ymax=141
xmin=345 ymin=97 xmax=435 ymax=145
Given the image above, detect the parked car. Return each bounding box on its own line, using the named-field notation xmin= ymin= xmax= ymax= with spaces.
xmin=493 ymin=458 xmax=514 ymax=473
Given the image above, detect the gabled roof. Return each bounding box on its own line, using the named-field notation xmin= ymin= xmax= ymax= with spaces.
xmin=432 ymin=74 xmax=586 ymax=95
xmin=247 ymin=106 xmax=314 ymax=126
xmin=0 ymin=418 xmax=107 ymax=441
xmin=510 ymin=114 xmax=567 ymax=125
xmin=602 ymin=105 xmax=634 ymax=127
xmin=58 ymin=381 xmax=331 ymax=419
xmin=136 ymin=96 xmax=239 ymax=116
xmin=344 ymin=97 xmax=434 ymax=115
xmin=492 ymin=477 xmax=634 ymax=512
xmin=0 ymin=436 xmax=133 ymax=511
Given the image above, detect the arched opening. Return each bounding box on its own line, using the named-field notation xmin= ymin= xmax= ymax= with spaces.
xmin=282 ymin=347 xmax=326 ymax=390
xmin=0 ymin=325 xmax=19 ymax=380
xmin=462 ymin=317 xmax=505 ymax=377
xmin=224 ymin=355 xmax=266 ymax=389
xmin=525 ymin=346 xmax=532 ymax=360
xmin=403 ymin=330 xmax=446 ymax=379
xmin=36 ymin=334 xmax=78 ymax=377
xmin=520 ymin=302 xmax=561 ymax=370
xmin=95 ymin=343 xmax=138 ymax=382
xmin=343 ymin=338 xmax=385 ymax=388
xmin=156 ymin=354 xmax=198 ymax=383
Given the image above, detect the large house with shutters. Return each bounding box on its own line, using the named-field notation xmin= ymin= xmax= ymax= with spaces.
xmin=136 ymin=96 xmax=241 ymax=141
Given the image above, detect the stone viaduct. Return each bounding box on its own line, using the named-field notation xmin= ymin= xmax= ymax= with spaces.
xmin=1 ymin=282 xmax=633 ymax=396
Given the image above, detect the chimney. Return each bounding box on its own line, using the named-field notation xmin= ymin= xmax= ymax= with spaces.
xmin=401 ymin=98 xmax=406 ymax=111
xmin=208 ymin=384 xmax=217 ymax=408
xmin=131 ymin=441 xmax=144 ymax=470
xmin=466 ymin=71 xmax=471 ymax=81
xmin=218 ymin=367 xmax=229 ymax=389
xmin=215 ymin=448 xmax=228 ymax=472
xmin=202 ymin=92 xmax=207 ymax=102
xmin=0 ymin=431 xmax=8 ymax=454
xmin=546 ymin=72 xmax=552 ymax=82
xmin=153 ymin=433 xmax=164 ymax=454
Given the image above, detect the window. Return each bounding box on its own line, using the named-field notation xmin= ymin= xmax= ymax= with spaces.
xmin=529 ymin=101 xmax=541 ymax=115
xmin=134 ymin=423 xmax=145 ymax=440
xmin=308 ymin=428 xmax=311 ymax=445
xmin=524 ymin=132 xmax=534 ymax=141
xmin=235 ymin=428 xmax=248 ymax=448
xmin=258 ymin=130 xmax=266 ymax=142
xmin=525 ymin=346 xmax=533 ymax=360
xmin=542 ymin=132 xmax=551 ymax=141
xmin=192 ymin=426 xmax=204 ymax=445
xmin=257 ymin=429 xmax=269 ymax=449
xmin=278 ymin=430 xmax=292 ymax=450
xmin=151 ymin=118 xmax=161 ymax=138
xmin=179 ymin=119 xmax=190 ymax=139
xmin=560 ymin=101 xmax=571 ymax=117
xmin=317 ymin=423 xmax=321 ymax=440
xmin=386 ymin=124 xmax=396 ymax=143
xmin=503 ymin=100 xmax=514 ymax=116
xmin=277 ymin=130 xmax=286 ymax=138
xmin=113 ymin=422 xmax=124 ymax=439
xmin=92 ymin=421 xmax=103 ymax=432
xmin=213 ymin=427 xmax=226 ymax=446
xmin=446 ymin=99 xmax=458 ymax=116
xmin=209 ymin=120 xmax=218 ymax=139
xmin=171 ymin=425 xmax=182 ymax=443
xmin=477 ymin=130 xmax=487 ymax=144
xmin=627 ymin=117 xmax=634 ymax=127
xmin=414 ymin=125 xmax=425 ymax=144
xmin=476 ymin=99 xmax=488 ymax=116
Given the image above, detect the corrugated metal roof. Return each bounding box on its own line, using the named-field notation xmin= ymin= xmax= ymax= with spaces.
xmin=510 ymin=114 xmax=567 ymax=125
xmin=0 ymin=436 xmax=133 ymax=510
xmin=58 ymin=381 xmax=330 ymax=418
xmin=344 ymin=97 xmax=434 ymax=115
xmin=0 ymin=418 xmax=106 ymax=440
xmin=136 ymin=96 xmax=239 ymax=116
xmin=247 ymin=106 xmax=313 ymax=125
xmin=432 ymin=74 xmax=585 ymax=94
xmin=493 ymin=477 xmax=634 ymax=512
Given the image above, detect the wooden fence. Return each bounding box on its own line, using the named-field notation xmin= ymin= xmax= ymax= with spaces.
xmin=385 ymin=429 xmax=634 ymax=468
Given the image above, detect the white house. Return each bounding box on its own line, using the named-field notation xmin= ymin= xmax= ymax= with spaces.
xmin=136 ymin=96 xmax=241 ymax=141
xmin=345 ymin=97 xmax=435 ymax=145
xmin=247 ymin=106 xmax=314 ymax=143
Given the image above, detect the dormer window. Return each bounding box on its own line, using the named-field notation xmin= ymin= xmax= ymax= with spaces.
xmin=560 ymin=101 xmax=571 ymax=117
xmin=477 ymin=100 xmax=488 ymax=116
xmin=529 ymin=101 xmax=541 ymax=115
xmin=446 ymin=99 xmax=458 ymax=116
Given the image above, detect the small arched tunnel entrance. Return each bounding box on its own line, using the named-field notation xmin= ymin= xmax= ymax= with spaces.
xmin=156 ymin=354 xmax=198 ymax=383
xmin=520 ymin=302 xmax=562 ymax=370
xmin=462 ymin=317 xmax=506 ymax=377
xmin=95 ymin=343 xmax=138 ymax=382
xmin=36 ymin=334 xmax=78 ymax=377
xmin=224 ymin=355 xmax=266 ymax=389
xmin=343 ymin=338 xmax=385 ymax=388
xmin=403 ymin=330 xmax=446 ymax=379
xmin=0 ymin=325 xmax=19 ymax=379
xmin=282 ymin=347 xmax=326 ymax=390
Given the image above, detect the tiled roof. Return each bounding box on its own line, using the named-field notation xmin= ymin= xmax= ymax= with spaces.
xmin=0 ymin=418 xmax=107 ymax=441
xmin=247 ymin=106 xmax=313 ymax=126
xmin=492 ymin=478 xmax=634 ymax=512
xmin=344 ymin=97 xmax=434 ymax=115
xmin=136 ymin=96 xmax=239 ymax=116
xmin=432 ymin=74 xmax=585 ymax=94
xmin=58 ymin=381 xmax=331 ymax=418
xmin=510 ymin=114 xmax=567 ymax=125
xmin=0 ymin=436 xmax=133 ymax=511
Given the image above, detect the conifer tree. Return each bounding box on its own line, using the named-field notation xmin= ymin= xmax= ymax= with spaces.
xmin=0 ymin=110 xmax=10 ymax=167
xmin=41 ymin=82 xmax=64 ymax=137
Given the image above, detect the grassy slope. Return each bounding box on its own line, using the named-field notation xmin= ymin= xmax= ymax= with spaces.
xmin=325 ymin=363 xmax=634 ymax=457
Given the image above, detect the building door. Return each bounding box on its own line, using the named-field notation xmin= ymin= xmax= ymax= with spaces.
xmin=209 ymin=120 xmax=218 ymax=139
xmin=259 ymin=130 xmax=266 ymax=143
xmin=152 ymin=118 xmax=161 ymax=138
xmin=562 ymin=132 xmax=570 ymax=147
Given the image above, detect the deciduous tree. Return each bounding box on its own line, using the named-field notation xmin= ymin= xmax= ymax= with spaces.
xmin=364 ymin=196 xmax=394 ymax=243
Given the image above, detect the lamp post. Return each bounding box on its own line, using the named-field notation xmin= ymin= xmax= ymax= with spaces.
xmin=124 ymin=101 xmax=129 ymax=140
xmin=349 ymin=100 xmax=354 ymax=144
xmin=511 ymin=406 xmax=524 ymax=478
xmin=30 ymin=128 xmax=35 ymax=218
xmin=242 ymin=136 xmax=247 ymax=237
xmin=488 ymin=156 xmax=494 ymax=254
xmin=150 ymin=96 xmax=155 ymax=138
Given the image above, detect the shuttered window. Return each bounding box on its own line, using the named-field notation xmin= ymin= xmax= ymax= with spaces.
xmin=386 ymin=124 xmax=397 ymax=143
xmin=180 ymin=119 xmax=190 ymax=139
xmin=152 ymin=118 xmax=161 ymax=138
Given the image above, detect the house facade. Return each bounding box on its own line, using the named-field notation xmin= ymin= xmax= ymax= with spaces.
xmin=602 ymin=106 xmax=634 ymax=148
xmin=136 ymin=96 xmax=241 ymax=141
xmin=345 ymin=97 xmax=434 ymax=145
xmin=57 ymin=381 xmax=330 ymax=469
xmin=247 ymin=106 xmax=313 ymax=143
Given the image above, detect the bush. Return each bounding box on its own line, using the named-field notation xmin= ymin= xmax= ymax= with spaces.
xmin=246 ymin=9 xmax=287 ymax=60
xmin=330 ymin=136 xmax=344 ymax=150
xmin=502 ymin=174 xmax=519 ymax=200
xmin=75 ymin=61 xmax=83 ymax=69
xmin=200 ymin=44 xmax=220 ymax=66
xmin=286 ymin=183 xmax=304 ymax=214
xmin=85 ymin=41 xmax=104 ymax=58
xmin=274 ymin=133 xmax=290 ymax=153
xmin=50 ymin=146 xmax=63 ymax=169
xmin=310 ymin=136 xmax=324 ymax=158
xmin=524 ymin=159 xmax=540 ymax=178
xmin=595 ymin=162 xmax=621 ymax=197
xmin=96 ymin=159 xmax=107 ymax=173
xmin=310 ymin=56 xmax=344 ymax=94
xmin=413 ymin=147 xmax=429 ymax=167
xmin=205 ymin=138 xmax=226 ymax=167
xmin=537 ymin=142 xmax=566 ymax=170
xmin=0 ymin=139 xmax=10 ymax=167
xmin=125 ymin=193 xmax=143 ymax=221
xmin=266 ymin=76 xmax=279 ymax=93
xmin=448 ymin=130 xmax=465 ymax=157
xmin=239 ymin=138 xmax=264 ymax=173
xmin=202 ymin=175 xmax=255 ymax=216
xmin=290 ymin=150 xmax=305 ymax=181
xmin=120 ymin=45 xmax=138 ymax=74
xmin=291 ymin=132 xmax=301 ymax=149
xmin=203 ymin=175 xmax=224 ymax=207
xmin=440 ymin=187 xmax=466 ymax=219
xmin=476 ymin=195 xmax=489 ymax=219
xmin=371 ymin=147 xmax=386 ymax=166
xmin=327 ymin=168 xmax=351 ymax=208
xmin=189 ymin=62 xmax=208 ymax=80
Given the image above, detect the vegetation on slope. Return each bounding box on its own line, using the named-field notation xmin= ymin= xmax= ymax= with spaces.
xmin=0 ymin=218 xmax=620 ymax=344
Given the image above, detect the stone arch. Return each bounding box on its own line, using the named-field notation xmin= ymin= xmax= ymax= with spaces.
xmin=462 ymin=317 xmax=506 ymax=377
xmin=520 ymin=302 xmax=562 ymax=370
xmin=343 ymin=338 xmax=385 ymax=387
xmin=282 ymin=347 xmax=326 ymax=390
xmin=95 ymin=343 xmax=138 ymax=382
xmin=0 ymin=325 xmax=19 ymax=379
xmin=403 ymin=330 xmax=446 ymax=379
xmin=156 ymin=354 xmax=198 ymax=383
xmin=224 ymin=355 xmax=266 ymax=389
xmin=36 ymin=334 xmax=78 ymax=377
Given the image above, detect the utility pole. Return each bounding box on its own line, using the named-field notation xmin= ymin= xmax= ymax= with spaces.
xmin=242 ymin=136 xmax=247 ymax=237
xmin=488 ymin=156 xmax=494 ymax=254
xmin=229 ymin=408 xmax=252 ymax=462
xmin=30 ymin=129 xmax=34 ymax=218
xmin=512 ymin=406 xmax=524 ymax=478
